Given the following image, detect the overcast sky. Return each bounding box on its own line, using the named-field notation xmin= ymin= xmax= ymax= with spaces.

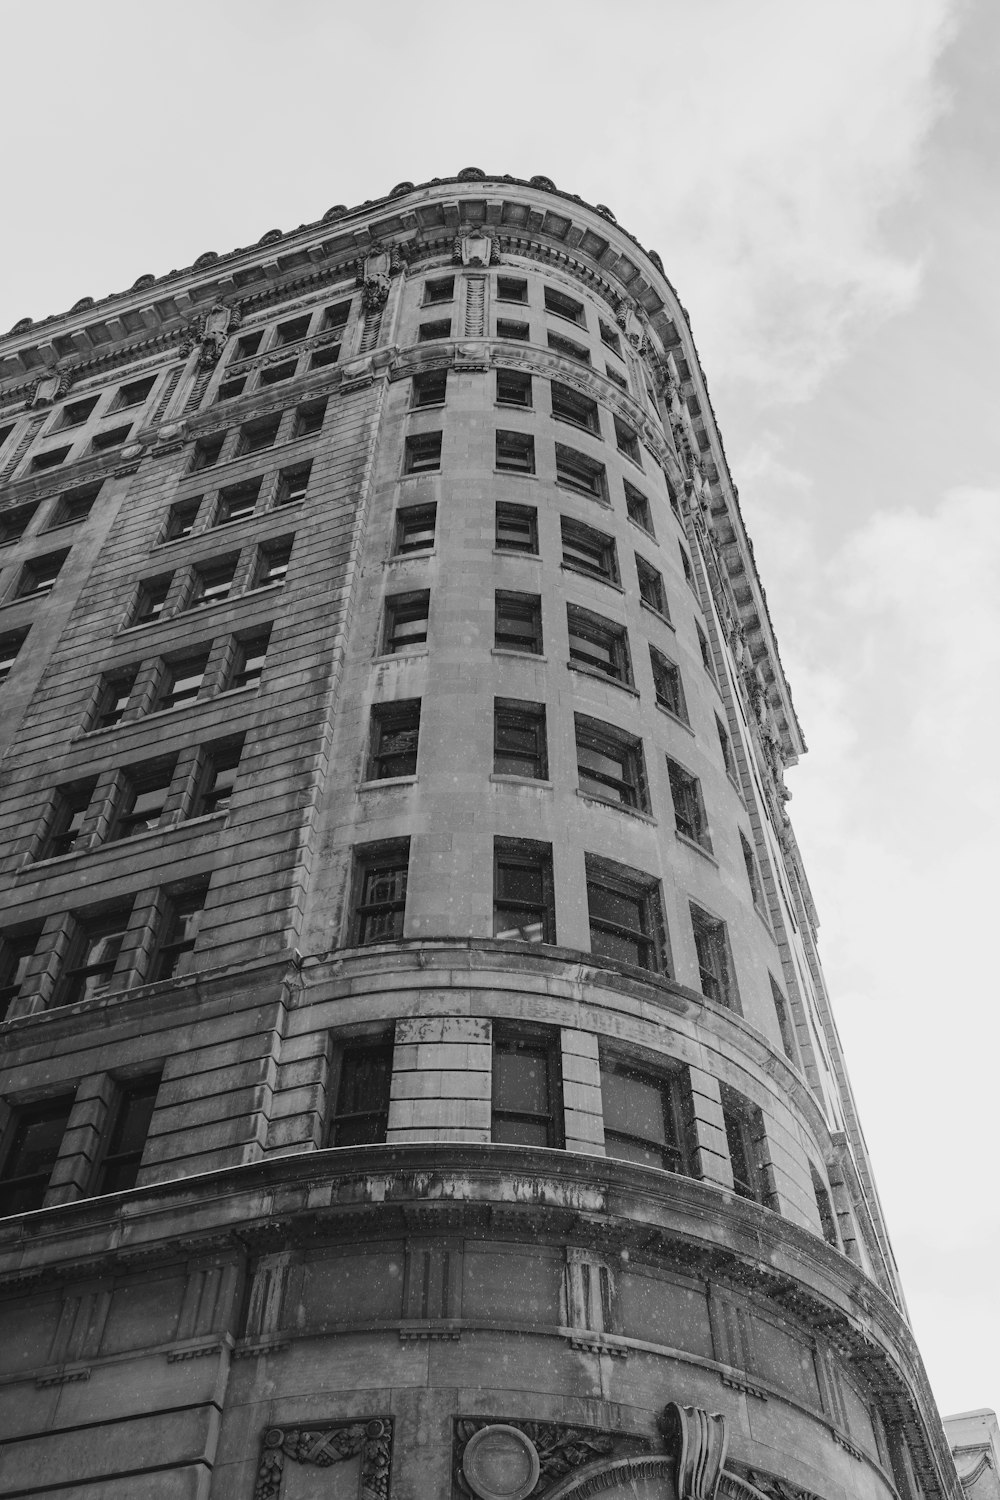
xmin=3 ymin=0 xmax=996 ymax=1420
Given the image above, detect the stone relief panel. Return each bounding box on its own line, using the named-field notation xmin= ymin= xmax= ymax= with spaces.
xmin=255 ymin=1419 xmax=393 ymax=1500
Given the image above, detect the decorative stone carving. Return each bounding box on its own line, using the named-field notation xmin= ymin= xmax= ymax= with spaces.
xmin=390 ymin=181 xmax=415 ymax=197
xmin=614 ymin=296 xmax=645 ymax=352
xmin=359 ymin=240 xmax=407 ymax=311
xmin=257 ymin=229 xmax=282 ymax=245
xmin=463 ymin=1425 xmax=540 ymax=1500
xmin=455 ymin=1420 xmax=615 ymax=1500
xmin=193 ymin=250 xmax=219 ymax=268
xmin=648 ymin=250 xmax=665 ymax=272
xmin=28 ymin=367 xmax=71 ymax=407
xmin=595 ymin=204 xmax=617 ymax=223
xmin=661 ymin=1403 xmax=728 ymax=1500
xmin=255 ymin=1420 xmax=392 ymax=1500
xmin=9 ymin=317 xmax=33 ymax=334
xmin=323 ymin=204 xmax=348 ymax=221
xmin=455 ymin=233 xmax=497 ymax=267
xmin=458 ymin=166 xmax=487 ymax=181
xmin=71 ymin=297 xmax=95 ymax=312
xmin=726 ymin=1465 xmax=822 ymax=1500
xmin=180 ymin=301 xmax=242 ymax=367
xmin=530 ymin=175 xmax=556 ymax=190
xmin=131 ymin=273 xmax=155 ymax=290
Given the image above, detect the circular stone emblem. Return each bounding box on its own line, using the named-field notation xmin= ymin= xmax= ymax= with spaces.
xmin=463 ymin=1425 xmax=540 ymax=1500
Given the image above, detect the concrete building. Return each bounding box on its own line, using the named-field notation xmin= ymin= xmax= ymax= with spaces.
xmin=0 ymin=171 xmax=962 ymax=1500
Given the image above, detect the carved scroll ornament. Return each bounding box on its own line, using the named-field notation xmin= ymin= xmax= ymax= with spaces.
xmin=255 ymin=1419 xmax=392 ymax=1500
xmin=662 ymin=1402 xmax=729 ymax=1500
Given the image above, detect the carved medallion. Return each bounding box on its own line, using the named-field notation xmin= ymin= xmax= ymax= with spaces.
xmin=254 ymin=1419 xmax=392 ymax=1500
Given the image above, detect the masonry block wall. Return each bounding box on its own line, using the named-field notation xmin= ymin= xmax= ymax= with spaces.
xmin=0 ymin=175 xmax=958 ymax=1500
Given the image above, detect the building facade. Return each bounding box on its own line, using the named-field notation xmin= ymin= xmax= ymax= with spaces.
xmin=0 ymin=171 xmax=960 ymax=1500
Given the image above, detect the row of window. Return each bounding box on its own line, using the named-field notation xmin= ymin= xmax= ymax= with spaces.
xmin=16 ymin=376 xmax=157 ymax=476
xmin=0 ymin=480 xmax=104 ymax=548
xmin=0 ymin=1031 xmax=837 ymax=1249
xmin=217 ymin=306 xmax=348 ymax=403
xmin=86 ymin=624 xmax=270 ymax=729
xmin=126 ymin=535 xmax=292 ymax=627
xmin=35 ymin=734 xmax=244 ymax=863
xmin=157 ymin=461 xmax=309 ymax=546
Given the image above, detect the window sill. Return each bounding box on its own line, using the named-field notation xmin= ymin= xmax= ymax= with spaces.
xmin=494 ymin=468 xmax=538 ymax=480
xmin=372 ymin=647 xmax=429 ymax=664
xmin=495 ymin=401 xmax=534 ymax=412
xmin=492 ymin=648 xmax=547 ymax=663
xmin=387 ymin=549 xmax=436 ymax=565
xmin=410 ymin=401 xmax=447 ymax=412
xmin=566 ymin=662 xmax=638 ymax=695
xmin=627 ymin=516 xmax=656 ymax=542
xmin=655 ymin=701 xmax=695 ymax=736
xmin=0 ymin=593 xmax=47 ymax=613
xmin=358 ymin=775 xmax=418 ymax=791
xmin=555 ymin=481 xmax=609 ymax=506
xmin=619 ymin=453 xmax=645 ymax=472
xmin=399 ymin=470 xmax=442 ymax=481
xmin=490 ymin=774 xmax=553 ymax=789
xmin=20 ymin=812 xmax=226 ymax=874
xmin=641 ymin=599 xmax=675 ymax=632
xmin=552 ymin=413 xmax=601 ymax=437
xmin=492 ymin=548 xmax=540 ymax=560
xmin=674 ymin=830 xmax=719 ymax=866
xmin=560 ymin=563 xmax=623 ymax=593
xmin=576 ymin=788 xmax=656 ymax=824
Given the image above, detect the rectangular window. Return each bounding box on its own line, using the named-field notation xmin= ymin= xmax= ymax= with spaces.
xmin=59 ymin=395 xmax=99 ymax=429
xmin=0 ymin=1097 xmax=74 ymax=1216
xmin=42 ymin=779 xmax=97 ymax=859
xmin=717 ymin=715 xmax=736 ymax=778
xmin=109 ymin=757 xmax=178 ymax=841
xmin=0 ymin=629 xmax=29 ymax=685
xmin=740 ymin=831 xmax=764 ymax=909
xmin=191 ymin=737 xmax=245 ymax=817
xmin=555 ymin=443 xmax=607 ymax=500
xmin=561 ymin=517 xmax=618 ymax=584
xmin=15 ymin=551 xmax=67 ymax=599
xmin=601 ymin=1055 xmax=690 ymax=1173
xmin=153 ymin=651 xmax=210 ymax=712
xmin=0 ymin=929 xmax=42 ymax=1021
xmin=624 ymin=481 xmax=654 ymax=534
xmin=636 ymin=555 xmax=668 ymax=615
xmin=352 ymin=840 xmax=410 ymax=945
xmin=811 ymin=1164 xmax=839 ymax=1246
xmin=89 ymin=669 xmax=138 ymax=730
xmin=93 ymin=1075 xmax=161 ymax=1195
xmin=649 ymin=646 xmax=687 ymax=722
xmin=90 ymin=425 xmax=132 ymax=454
xmin=418 ymin=319 xmax=451 ymax=342
xmin=403 ymin=431 xmax=442 ymax=474
xmin=667 ymin=759 xmax=711 ymax=850
xmin=697 ymin=623 xmax=716 ymax=679
xmin=496 ymin=277 xmax=528 ymax=304
xmin=150 ymin=885 xmax=209 ymax=982
xmin=383 ymin=590 xmax=430 ymax=653
xmin=599 ymin=320 xmax=622 ymax=356
xmin=394 ymin=504 xmax=437 ymax=555
xmin=191 ymin=433 xmax=225 ymax=470
xmin=235 ymin=332 xmax=262 ymax=360
xmin=496 ymin=319 xmax=530 ymax=341
xmin=112 ymin=376 xmax=156 ymax=411
xmin=214 ymin=479 xmax=261 ymax=526
xmin=575 ymin=714 xmax=648 ymax=812
xmin=323 ymin=302 xmax=351 ymax=332
xmin=216 ymin=377 xmax=247 ymax=403
xmin=770 ymin=976 xmax=798 ymax=1064
xmin=550 ymin=381 xmax=599 ymax=433
xmin=586 ymin=856 xmax=665 ymax=973
xmin=720 ymin=1085 xmax=768 ymax=1204
xmin=329 ymin=1043 xmax=394 ymax=1146
xmin=495 ymin=839 xmax=557 ymax=946
xmin=544 ymin=286 xmax=585 ymax=325
xmin=680 ymin=544 xmax=697 ymax=590
xmin=494 ymin=700 xmax=547 ymax=779
xmin=30 ymin=445 xmax=71 ymax=472
xmin=368 ymin=700 xmax=421 ymax=780
xmin=495 ymin=503 xmax=538 ymax=554
xmin=495 ymin=591 xmax=542 ymax=654
xmin=186 ymin=557 xmax=237 ymax=609
xmin=276 ymin=462 xmax=311 ymax=507
xmin=275 ymin=314 xmax=311 ymax=347
xmin=237 ymin=415 xmax=281 ymax=455
xmin=412 ymin=369 xmax=448 ymax=408
xmin=258 ymin=360 xmax=297 ymax=387
xmin=496 ymin=429 xmax=535 ymax=473
xmin=605 ymin=364 xmax=628 ymax=392
xmin=424 ymin=276 xmax=455 ymax=305
xmin=615 ymin=419 xmax=642 ymax=466
xmin=225 ymin=628 xmax=271 ymax=691
xmin=60 ymin=904 xmax=134 ymax=1006
xmin=47 ymin=483 xmax=100 ymax=531
xmin=492 ymin=1026 xmax=562 ymax=1145
xmin=253 ymin=539 xmax=293 ymax=589
xmin=130 ymin=573 xmax=172 ymax=625
xmin=690 ymin=904 xmax=737 ymax=1007
xmin=666 ymin=474 xmax=681 ymax=519
xmin=294 ymin=399 xmax=327 ymax=436
xmin=310 ymin=344 xmax=340 ymax=371
xmin=0 ymin=503 xmax=37 ymax=545
xmin=566 ymin=604 xmax=632 ymax=685
xmin=547 ymin=330 xmax=590 ymax=365
xmin=496 ymin=369 xmax=532 ymax=407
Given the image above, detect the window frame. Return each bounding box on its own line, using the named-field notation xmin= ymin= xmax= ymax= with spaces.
xmin=550 ymin=381 xmax=600 ymax=434
xmin=544 ymin=286 xmax=586 ymax=326
xmin=491 ymin=1024 xmax=563 ymax=1148
xmin=417 ymin=318 xmax=452 ymax=342
xmin=92 ymin=1073 xmax=161 ymax=1196
xmin=496 ymin=369 xmax=532 ymax=408
xmin=496 ymin=277 xmax=528 ymax=304
xmin=649 ymin=646 xmax=688 ymax=723
xmin=383 ymin=590 xmax=430 ymax=654
xmin=423 ymin=276 xmax=455 ymax=306
xmin=560 ymin=516 xmax=619 ymax=585
xmin=403 ymin=431 xmax=442 ymax=475
xmin=690 ymin=903 xmax=738 ymax=1009
xmin=351 ymin=839 xmax=410 ymax=946
xmin=58 ymin=904 xmax=134 ymax=1007
xmin=149 ymin=884 xmax=209 ymax=982
xmin=495 ymin=429 xmax=535 ymax=474
xmin=554 ymin=443 xmax=607 ymax=501
xmin=600 ymin=1052 xmax=691 ymax=1175
xmin=152 ymin=650 xmax=210 ymax=713
xmin=225 ymin=627 xmax=271 ymax=692
xmin=720 ymin=1085 xmax=770 ymax=1205
xmin=328 ymin=1040 xmax=394 ymax=1146
xmin=394 ymin=503 xmax=437 ymax=556
xmin=494 ymin=591 xmax=543 ymax=655
xmin=574 ymin=714 xmax=648 ymax=813
xmin=667 ymin=758 xmax=712 ymax=850
xmin=367 ymin=700 xmax=421 ymax=781
xmin=624 ymin=481 xmax=654 ymax=535
xmin=495 ymin=502 xmax=538 ymax=554
xmin=0 ymin=1095 xmax=75 ymax=1216
xmin=412 ymin=369 xmax=448 ymax=408
xmin=585 ymin=855 xmax=667 ymax=974
xmin=566 ymin=603 xmax=632 ymax=686
xmin=493 ymin=839 xmax=556 ymax=946
xmin=493 ymin=700 xmax=548 ymax=780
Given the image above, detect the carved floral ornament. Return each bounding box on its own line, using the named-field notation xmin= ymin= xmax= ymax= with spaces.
xmin=455 ymin=232 xmax=500 ymax=267
xmin=614 ymin=295 xmax=646 ymax=352
xmin=358 ymin=239 xmax=408 ymax=312
xmin=179 ymin=302 xmax=242 ymax=367
xmin=254 ymin=1419 xmax=392 ymax=1500
xmin=28 ymin=367 xmax=72 ymax=407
